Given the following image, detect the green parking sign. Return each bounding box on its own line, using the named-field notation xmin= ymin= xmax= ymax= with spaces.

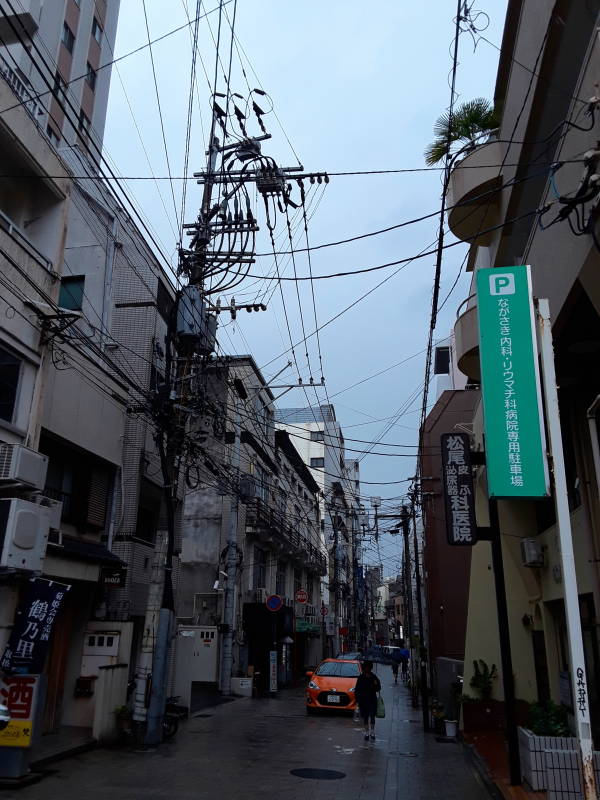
xmin=476 ymin=265 xmax=549 ymax=498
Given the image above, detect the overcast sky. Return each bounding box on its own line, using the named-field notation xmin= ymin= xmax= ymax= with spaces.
xmin=104 ymin=0 xmax=508 ymax=575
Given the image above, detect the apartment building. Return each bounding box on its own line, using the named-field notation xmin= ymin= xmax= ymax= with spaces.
xmin=0 ymin=0 xmax=120 ymax=153
xmin=178 ymin=356 xmax=326 ymax=701
xmin=275 ymin=404 xmax=362 ymax=654
xmin=443 ymin=0 xmax=600 ymax=745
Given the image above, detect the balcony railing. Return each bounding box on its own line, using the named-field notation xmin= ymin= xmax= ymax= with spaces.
xmin=0 ymin=53 xmax=42 ymax=122
xmin=245 ymin=498 xmax=327 ymax=575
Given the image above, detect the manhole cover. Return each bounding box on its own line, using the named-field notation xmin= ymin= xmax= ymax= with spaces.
xmin=290 ymin=768 xmax=346 ymax=780
xmin=388 ymin=751 xmax=418 ymax=757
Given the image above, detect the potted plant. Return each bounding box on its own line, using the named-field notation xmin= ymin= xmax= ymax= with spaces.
xmin=470 ymin=659 xmax=498 ymax=700
xmin=518 ymin=701 xmax=574 ymax=791
xmin=424 ymin=98 xmax=499 ymax=165
xmin=461 ymin=660 xmax=504 ymax=732
xmin=431 ymin=699 xmax=446 ymax=735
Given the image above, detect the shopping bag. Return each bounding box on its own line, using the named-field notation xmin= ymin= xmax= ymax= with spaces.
xmin=376 ymin=694 xmax=385 ymax=719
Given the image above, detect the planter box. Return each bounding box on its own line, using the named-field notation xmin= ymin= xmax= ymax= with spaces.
xmin=544 ymin=748 xmax=600 ymax=800
xmin=231 ymin=677 xmax=253 ymax=697
xmin=518 ymin=727 xmax=575 ymax=791
xmin=462 ymin=699 xmax=505 ymax=732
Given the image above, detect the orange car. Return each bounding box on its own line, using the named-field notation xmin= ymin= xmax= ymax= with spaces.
xmin=305 ymin=658 xmax=361 ymax=713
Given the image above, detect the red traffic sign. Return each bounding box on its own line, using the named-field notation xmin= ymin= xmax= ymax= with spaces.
xmin=295 ymin=589 xmax=308 ymax=604
xmin=266 ymin=594 xmax=283 ymax=612
xmin=320 ymin=605 xmax=329 ymax=617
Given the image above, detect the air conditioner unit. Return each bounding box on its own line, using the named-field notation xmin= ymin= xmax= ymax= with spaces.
xmin=37 ymin=497 xmax=62 ymax=531
xmin=0 ymin=444 xmax=48 ymax=490
xmin=520 ymin=537 xmax=544 ymax=568
xmin=0 ymin=498 xmax=50 ymax=572
xmin=254 ymin=588 xmax=268 ymax=603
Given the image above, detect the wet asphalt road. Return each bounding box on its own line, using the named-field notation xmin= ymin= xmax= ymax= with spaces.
xmin=4 ymin=668 xmax=492 ymax=799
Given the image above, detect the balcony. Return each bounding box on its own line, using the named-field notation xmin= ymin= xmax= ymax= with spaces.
xmin=0 ymin=1 xmax=40 ymax=46
xmin=446 ymin=139 xmax=503 ymax=249
xmin=454 ymin=296 xmax=480 ymax=382
xmin=245 ymin=498 xmax=327 ymax=575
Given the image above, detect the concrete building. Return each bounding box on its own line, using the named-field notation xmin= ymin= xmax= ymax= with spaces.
xmin=178 ymin=356 xmax=326 ymax=702
xmin=0 ymin=0 xmax=120 ymax=154
xmin=444 ymin=0 xmax=600 ymax=744
xmin=275 ymin=404 xmax=362 ymax=654
xmin=0 ymin=0 xmax=191 ymax=761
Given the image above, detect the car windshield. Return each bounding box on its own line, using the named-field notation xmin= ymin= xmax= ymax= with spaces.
xmin=315 ymin=661 xmax=360 ymax=677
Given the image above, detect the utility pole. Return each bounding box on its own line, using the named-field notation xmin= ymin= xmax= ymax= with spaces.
xmin=220 ymin=388 xmax=243 ymax=695
xmin=409 ymin=502 xmax=429 ymax=731
xmin=401 ymin=508 xmax=415 ymax=703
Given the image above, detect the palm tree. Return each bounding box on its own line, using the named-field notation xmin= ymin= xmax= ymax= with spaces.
xmin=424 ymin=98 xmax=499 ymax=166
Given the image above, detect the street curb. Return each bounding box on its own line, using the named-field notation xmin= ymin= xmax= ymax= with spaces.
xmin=30 ymin=739 xmax=97 ymax=771
xmin=463 ymin=741 xmax=505 ymax=800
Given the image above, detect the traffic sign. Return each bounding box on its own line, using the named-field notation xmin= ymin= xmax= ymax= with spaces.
xmin=266 ymin=594 xmax=283 ymax=612
xmin=295 ymin=589 xmax=308 ymax=604
xmin=320 ymin=605 xmax=328 ymax=616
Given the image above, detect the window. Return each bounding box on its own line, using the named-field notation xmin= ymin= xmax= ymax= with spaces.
xmin=85 ymin=62 xmax=97 ymax=92
xmin=315 ymin=661 xmax=360 ymax=677
xmin=53 ymin=70 xmax=67 ymax=100
xmin=434 ymin=346 xmax=450 ymax=375
xmin=310 ymin=457 xmax=324 ymax=469
xmin=91 ymin=16 xmax=102 ymax=44
xmin=42 ymin=434 xmax=113 ymax=531
xmin=293 ymin=567 xmax=303 ymax=596
xmin=310 ymin=430 xmax=324 ymax=442
xmin=156 ymin=279 xmax=174 ymax=323
xmin=275 ymin=559 xmax=287 ymax=597
xmin=0 ymin=346 xmax=21 ymax=422
xmin=135 ymin=478 xmax=163 ymax=544
xmin=62 ymin=22 xmax=75 ymax=53
xmin=59 ymin=275 xmax=84 ymax=310
xmin=46 ymin=124 xmax=60 ymax=146
xmin=253 ymin=546 xmax=266 ymax=589
xmin=78 ymin=109 xmax=90 ymax=136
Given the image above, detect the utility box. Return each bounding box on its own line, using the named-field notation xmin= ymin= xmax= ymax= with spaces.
xmin=176 ymin=286 xmax=217 ymax=355
xmin=174 ymin=626 xmax=219 ymax=709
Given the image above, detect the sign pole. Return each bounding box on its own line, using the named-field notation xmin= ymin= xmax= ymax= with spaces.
xmin=488 ymin=498 xmax=521 ymax=785
xmin=537 ymin=299 xmax=598 ymax=800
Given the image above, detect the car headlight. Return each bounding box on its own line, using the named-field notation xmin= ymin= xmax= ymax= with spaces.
xmin=349 ymin=687 xmax=355 ymax=692
xmin=308 ymin=680 xmax=319 ymax=690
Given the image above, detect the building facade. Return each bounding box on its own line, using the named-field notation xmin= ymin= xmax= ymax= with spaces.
xmin=444 ymin=0 xmax=600 ymax=743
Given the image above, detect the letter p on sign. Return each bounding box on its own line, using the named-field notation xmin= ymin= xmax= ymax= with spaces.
xmin=489 ymin=273 xmax=516 ymax=296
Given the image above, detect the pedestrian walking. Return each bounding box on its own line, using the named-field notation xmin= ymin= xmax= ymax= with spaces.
xmin=391 ymin=661 xmax=399 ymax=684
xmin=355 ymin=660 xmax=381 ymax=741
xmin=399 ymin=649 xmax=409 ymax=683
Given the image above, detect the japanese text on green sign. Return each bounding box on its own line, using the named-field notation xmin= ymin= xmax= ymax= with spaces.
xmin=476 ymin=266 xmax=549 ymax=498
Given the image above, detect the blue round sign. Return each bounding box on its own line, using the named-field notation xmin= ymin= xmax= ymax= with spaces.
xmin=266 ymin=594 xmax=283 ymax=612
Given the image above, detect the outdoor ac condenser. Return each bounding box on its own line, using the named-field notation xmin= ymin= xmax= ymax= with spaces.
xmin=0 ymin=443 xmax=48 ymax=490
xmin=0 ymin=498 xmax=50 ymax=572
xmin=520 ymin=537 xmax=544 ymax=568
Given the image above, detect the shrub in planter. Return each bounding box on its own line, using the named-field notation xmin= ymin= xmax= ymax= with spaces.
xmin=469 ymin=659 xmax=498 ymax=701
xmin=518 ymin=702 xmax=573 ymax=791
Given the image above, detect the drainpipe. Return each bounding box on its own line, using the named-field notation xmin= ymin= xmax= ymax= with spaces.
xmin=100 ymin=216 xmax=118 ymax=349
xmin=585 ymin=396 xmax=600 ymax=582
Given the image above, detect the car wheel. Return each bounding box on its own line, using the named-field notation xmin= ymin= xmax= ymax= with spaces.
xmin=306 ymin=706 xmax=316 ymax=715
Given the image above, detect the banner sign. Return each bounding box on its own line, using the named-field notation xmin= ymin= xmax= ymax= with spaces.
xmin=269 ymin=650 xmax=277 ymax=693
xmin=476 ymin=266 xmax=549 ymax=498
xmin=1 ymin=578 xmax=71 ymax=675
xmin=441 ymin=433 xmax=477 ymax=545
xmin=0 ymin=674 xmax=41 ymax=747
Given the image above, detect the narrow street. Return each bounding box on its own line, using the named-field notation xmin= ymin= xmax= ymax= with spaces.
xmin=6 ymin=669 xmax=490 ymax=800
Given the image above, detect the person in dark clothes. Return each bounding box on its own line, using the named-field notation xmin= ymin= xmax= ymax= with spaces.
xmin=355 ymin=660 xmax=381 ymax=740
